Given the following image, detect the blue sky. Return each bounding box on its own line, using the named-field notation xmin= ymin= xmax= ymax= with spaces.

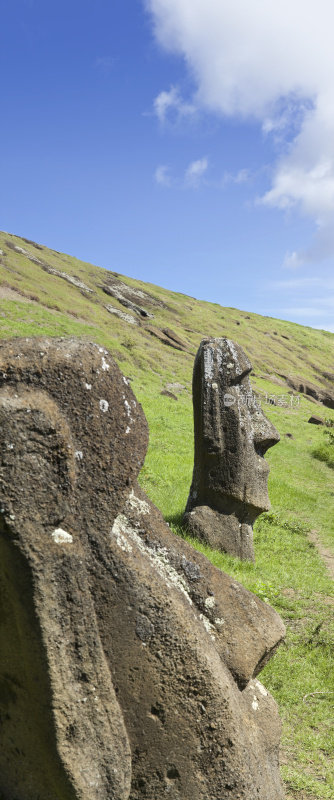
xmin=1 ymin=0 xmax=334 ymax=331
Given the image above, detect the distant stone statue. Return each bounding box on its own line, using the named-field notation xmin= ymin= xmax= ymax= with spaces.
xmin=184 ymin=337 xmax=280 ymax=561
xmin=0 ymin=337 xmax=285 ymax=799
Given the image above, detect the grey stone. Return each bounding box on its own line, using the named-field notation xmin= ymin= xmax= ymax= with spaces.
xmin=105 ymin=303 xmax=138 ymax=325
xmin=0 ymin=337 xmax=285 ymax=800
xmin=184 ymin=338 xmax=280 ymax=561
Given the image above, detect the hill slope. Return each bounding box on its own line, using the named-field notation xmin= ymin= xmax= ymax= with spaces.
xmin=1 ymin=231 xmax=334 ymax=799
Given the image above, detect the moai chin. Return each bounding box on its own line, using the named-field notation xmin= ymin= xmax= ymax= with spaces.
xmin=184 ymin=337 xmax=280 ymax=561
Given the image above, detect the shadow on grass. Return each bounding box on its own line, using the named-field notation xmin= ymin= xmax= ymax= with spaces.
xmin=164 ymin=511 xmax=189 ymax=538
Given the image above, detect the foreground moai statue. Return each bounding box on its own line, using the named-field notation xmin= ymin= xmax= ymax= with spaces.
xmin=184 ymin=337 xmax=280 ymax=561
xmin=0 ymin=337 xmax=285 ymax=800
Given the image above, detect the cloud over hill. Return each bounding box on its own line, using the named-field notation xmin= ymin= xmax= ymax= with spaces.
xmin=146 ymin=0 xmax=334 ymax=266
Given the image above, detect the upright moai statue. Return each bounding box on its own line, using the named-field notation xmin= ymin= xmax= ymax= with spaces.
xmin=0 ymin=337 xmax=285 ymax=800
xmin=184 ymin=337 xmax=280 ymax=561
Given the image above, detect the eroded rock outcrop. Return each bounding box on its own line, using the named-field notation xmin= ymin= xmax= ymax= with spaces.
xmin=100 ymin=276 xmax=166 ymax=318
xmin=0 ymin=337 xmax=285 ymax=800
xmin=184 ymin=338 xmax=280 ymax=561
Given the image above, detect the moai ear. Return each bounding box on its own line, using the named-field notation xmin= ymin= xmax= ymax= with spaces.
xmin=0 ymin=341 xmax=135 ymax=800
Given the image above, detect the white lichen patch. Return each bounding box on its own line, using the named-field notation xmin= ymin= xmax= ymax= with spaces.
xmin=212 ymin=382 xmax=218 ymax=390
xmin=203 ymin=347 xmax=214 ymax=380
xmin=6 ymin=443 xmax=14 ymax=450
xmin=85 ymin=383 xmax=92 ymax=390
xmin=75 ymin=450 xmax=83 ymax=461
xmin=101 ymin=356 xmax=110 ymax=371
xmin=124 ymin=399 xmax=133 ymax=421
xmin=199 ymin=613 xmax=216 ymax=640
xmin=99 ymin=399 xmax=109 ymax=413
xmin=125 ymin=426 xmax=131 ymax=434
xmin=204 ymin=596 xmax=216 ymax=609
xmin=110 ymin=516 xmax=133 ymax=553
xmin=51 ymin=528 xmax=73 ymax=544
xmin=126 ymin=489 xmax=150 ymax=515
xmin=254 ymin=679 xmax=268 ymax=697
xmin=124 ymin=522 xmax=193 ymax=605
xmin=123 ymin=376 xmax=129 ymax=385
xmin=252 ymin=696 xmax=259 ymax=711
xmin=215 ymin=618 xmax=225 ymax=627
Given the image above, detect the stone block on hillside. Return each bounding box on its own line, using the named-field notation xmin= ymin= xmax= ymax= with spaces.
xmin=184 ymin=337 xmax=280 ymax=561
xmin=0 ymin=337 xmax=285 ymax=800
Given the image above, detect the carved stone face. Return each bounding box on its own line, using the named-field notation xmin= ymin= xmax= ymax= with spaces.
xmin=0 ymin=337 xmax=285 ymax=800
xmin=185 ymin=338 xmax=280 ymax=559
xmin=191 ymin=338 xmax=280 ymax=518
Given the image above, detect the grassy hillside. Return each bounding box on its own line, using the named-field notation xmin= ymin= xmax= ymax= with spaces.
xmin=1 ymin=231 xmax=334 ymax=799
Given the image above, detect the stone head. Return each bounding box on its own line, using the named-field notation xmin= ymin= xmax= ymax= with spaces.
xmin=0 ymin=336 xmax=285 ymax=800
xmin=191 ymin=337 xmax=280 ymax=523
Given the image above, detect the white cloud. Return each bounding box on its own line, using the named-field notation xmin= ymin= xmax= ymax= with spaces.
xmin=272 ymin=277 xmax=334 ymax=290
xmin=145 ymin=0 xmax=334 ymax=264
xmin=185 ymin=156 xmax=208 ymax=186
xmin=283 ymin=251 xmax=305 ymax=270
xmin=221 ymin=167 xmax=251 ymax=187
xmin=154 ymin=164 xmax=172 ymax=187
xmin=277 ymin=291 xmax=334 ymax=318
xmin=153 ymin=85 xmax=195 ymax=123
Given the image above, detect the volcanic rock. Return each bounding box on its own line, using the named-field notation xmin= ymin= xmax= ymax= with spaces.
xmin=184 ymin=338 xmax=280 ymax=561
xmin=0 ymin=337 xmax=285 ymax=800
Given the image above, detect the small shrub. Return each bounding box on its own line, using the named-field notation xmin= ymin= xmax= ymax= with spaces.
xmin=122 ymin=336 xmax=135 ymax=351
xmin=312 ymin=443 xmax=334 ymax=469
xmin=312 ymin=429 xmax=334 ymax=469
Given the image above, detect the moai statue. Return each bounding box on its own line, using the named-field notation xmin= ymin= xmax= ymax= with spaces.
xmin=0 ymin=337 xmax=285 ymax=800
xmin=184 ymin=338 xmax=280 ymax=561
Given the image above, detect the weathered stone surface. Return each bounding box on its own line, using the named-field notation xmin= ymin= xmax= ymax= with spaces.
xmin=185 ymin=338 xmax=280 ymax=561
xmin=285 ymin=375 xmax=334 ymax=409
xmin=100 ymin=276 xmax=166 ymax=317
xmin=105 ymin=303 xmax=138 ymax=325
xmin=106 ymin=484 xmax=285 ymax=799
xmin=5 ymin=241 xmax=94 ymax=294
xmin=40 ymin=266 xmax=94 ymax=294
xmin=308 ymin=415 xmax=325 ymax=425
xmin=160 ymin=388 xmax=178 ymax=400
xmin=0 ymin=338 xmax=146 ymax=800
xmin=0 ymin=337 xmax=285 ymax=800
xmin=100 ymin=284 xmax=154 ymax=319
xmin=162 ymin=327 xmax=188 ymax=350
xmin=145 ymin=325 xmax=188 ymax=351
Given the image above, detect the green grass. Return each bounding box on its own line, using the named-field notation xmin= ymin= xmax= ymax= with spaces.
xmin=1 ymin=230 xmax=334 ymax=798
xmin=312 ymin=431 xmax=334 ymax=470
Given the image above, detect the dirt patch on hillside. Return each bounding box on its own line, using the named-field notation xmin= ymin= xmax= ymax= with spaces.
xmin=0 ymin=285 xmax=89 ymax=324
xmin=309 ymin=529 xmax=334 ymax=580
xmin=0 ymin=286 xmax=32 ymax=302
